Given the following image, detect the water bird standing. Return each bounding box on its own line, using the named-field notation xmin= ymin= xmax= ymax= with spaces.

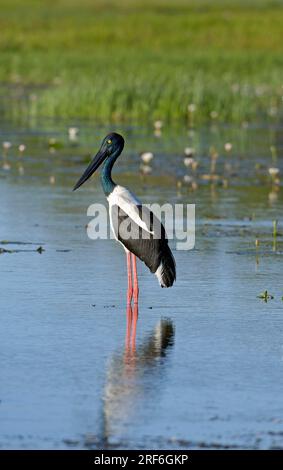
xmin=73 ymin=133 xmax=176 ymax=304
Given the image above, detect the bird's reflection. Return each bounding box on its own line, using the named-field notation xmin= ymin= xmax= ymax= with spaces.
xmin=100 ymin=306 xmax=175 ymax=446
xmin=125 ymin=303 xmax=139 ymax=353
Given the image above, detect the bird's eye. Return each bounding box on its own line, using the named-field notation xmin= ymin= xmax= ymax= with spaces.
xmin=107 ymin=139 xmax=112 ymax=144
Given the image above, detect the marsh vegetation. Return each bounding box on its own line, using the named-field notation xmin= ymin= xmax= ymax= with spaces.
xmin=1 ymin=0 xmax=283 ymax=124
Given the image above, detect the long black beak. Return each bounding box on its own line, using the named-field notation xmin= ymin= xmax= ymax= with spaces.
xmin=73 ymin=147 xmax=108 ymax=191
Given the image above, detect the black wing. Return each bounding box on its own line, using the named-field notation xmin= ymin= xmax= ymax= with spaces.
xmin=111 ymin=204 xmax=176 ymax=287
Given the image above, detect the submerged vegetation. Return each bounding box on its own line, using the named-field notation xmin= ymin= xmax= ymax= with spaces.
xmin=0 ymin=0 xmax=283 ymax=124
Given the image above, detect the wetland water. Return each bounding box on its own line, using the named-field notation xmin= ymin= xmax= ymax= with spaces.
xmin=0 ymin=119 xmax=282 ymax=449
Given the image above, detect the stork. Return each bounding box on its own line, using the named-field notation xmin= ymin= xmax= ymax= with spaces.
xmin=73 ymin=133 xmax=176 ymax=304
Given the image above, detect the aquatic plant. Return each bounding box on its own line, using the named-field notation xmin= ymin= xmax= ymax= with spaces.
xmin=2 ymin=142 xmax=12 ymax=151
xmin=268 ymin=167 xmax=279 ymax=178
xmin=257 ymin=290 xmax=274 ymax=302
xmin=18 ymin=144 xmax=26 ymax=154
xmin=140 ymin=152 xmax=154 ymax=164
xmin=183 ymin=157 xmax=194 ymax=168
xmin=2 ymin=141 xmax=11 ymax=170
xmin=68 ymin=127 xmax=79 ymax=141
xmin=184 ymin=147 xmax=195 ymax=157
xmin=154 ymin=120 xmax=163 ymax=131
xmin=224 ymin=143 xmax=233 ymax=152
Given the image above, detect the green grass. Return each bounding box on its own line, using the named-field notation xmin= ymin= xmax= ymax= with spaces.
xmin=1 ymin=0 xmax=283 ymax=124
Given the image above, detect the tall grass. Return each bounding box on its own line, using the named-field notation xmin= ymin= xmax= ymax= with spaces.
xmin=1 ymin=0 xmax=283 ymax=124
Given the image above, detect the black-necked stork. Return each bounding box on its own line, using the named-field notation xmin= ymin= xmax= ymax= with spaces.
xmin=73 ymin=133 xmax=176 ymax=304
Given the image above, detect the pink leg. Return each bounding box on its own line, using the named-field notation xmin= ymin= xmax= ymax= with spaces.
xmin=126 ymin=252 xmax=133 ymax=305
xmin=125 ymin=304 xmax=133 ymax=351
xmin=131 ymin=303 xmax=139 ymax=350
xmin=131 ymin=254 xmax=139 ymax=304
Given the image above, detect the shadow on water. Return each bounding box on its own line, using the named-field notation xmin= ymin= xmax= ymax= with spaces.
xmin=97 ymin=308 xmax=175 ymax=448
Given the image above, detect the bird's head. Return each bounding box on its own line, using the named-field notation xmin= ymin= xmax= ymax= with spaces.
xmin=73 ymin=132 xmax=124 ymax=191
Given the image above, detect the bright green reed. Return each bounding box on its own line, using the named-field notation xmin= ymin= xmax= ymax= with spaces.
xmin=1 ymin=0 xmax=283 ymax=124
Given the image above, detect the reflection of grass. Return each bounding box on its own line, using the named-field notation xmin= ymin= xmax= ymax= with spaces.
xmin=1 ymin=0 xmax=283 ymax=123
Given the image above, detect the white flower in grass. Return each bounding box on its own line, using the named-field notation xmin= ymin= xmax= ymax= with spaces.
xmin=184 ymin=147 xmax=195 ymax=156
xmin=184 ymin=157 xmax=194 ymax=168
xmin=183 ymin=175 xmax=194 ymax=184
xmin=154 ymin=120 xmax=163 ymax=130
xmin=268 ymin=167 xmax=280 ymax=177
xmin=3 ymin=141 xmax=12 ymax=150
xmin=68 ymin=127 xmax=79 ymax=140
xmin=224 ymin=142 xmax=232 ymax=152
xmin=140 ymin=152 xmax=154 ymax=164
xmin=187 ymin=103 xmax=196 ymax=113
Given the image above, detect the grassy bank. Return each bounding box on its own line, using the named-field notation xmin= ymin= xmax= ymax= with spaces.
xmin=1 ymin=0 xmax=283 ymax=124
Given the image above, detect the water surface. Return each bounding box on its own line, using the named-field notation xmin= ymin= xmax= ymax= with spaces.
xmin=0 ymin=119 xmax=283 ymax=449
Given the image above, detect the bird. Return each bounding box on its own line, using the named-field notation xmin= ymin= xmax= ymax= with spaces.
xmin=73 ymin=132 xmax=176 ymax=304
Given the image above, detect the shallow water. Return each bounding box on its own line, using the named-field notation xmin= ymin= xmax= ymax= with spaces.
xmin=0 ymin=119 xmax=283 ymax=449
